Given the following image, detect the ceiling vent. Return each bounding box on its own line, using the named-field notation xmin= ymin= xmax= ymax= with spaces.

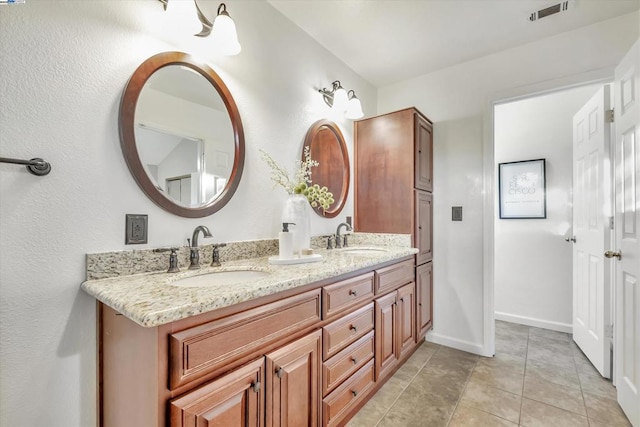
xmin=529 ymin=1 xmax=570 ymax=21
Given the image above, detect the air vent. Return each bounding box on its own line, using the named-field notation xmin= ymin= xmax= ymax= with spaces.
xmin=529 ymin=1 xmax=570 ymax=21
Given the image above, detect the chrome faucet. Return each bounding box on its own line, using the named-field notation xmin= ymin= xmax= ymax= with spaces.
xmin=189 ymin=225 xmax=213 ymax=269
xmin=335 ymin=222 xmax=352 ymax=248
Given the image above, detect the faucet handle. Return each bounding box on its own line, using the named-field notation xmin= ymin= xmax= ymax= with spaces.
xmin=153 ymin=247 xmax=180 ymax=273
xmin=211 ymin=243 xmax=227 ymax=267
xmin=326 ymin=235 xmax=334 ymax=250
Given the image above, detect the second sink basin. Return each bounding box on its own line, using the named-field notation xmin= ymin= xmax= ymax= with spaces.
xmin=340 ymin=247 xmax=389 ymax=255
xmin=171 ymin=270 xmax=271 ymax=288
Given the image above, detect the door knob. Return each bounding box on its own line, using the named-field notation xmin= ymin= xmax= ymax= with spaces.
xmin=565 ymin=236 xmax=577 ymax=243
xmin=604 ymin=250 xmax=622 ymax=260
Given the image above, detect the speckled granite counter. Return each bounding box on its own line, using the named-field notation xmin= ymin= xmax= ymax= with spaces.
xmin=82 ymin=245 xmax=417 ymax=328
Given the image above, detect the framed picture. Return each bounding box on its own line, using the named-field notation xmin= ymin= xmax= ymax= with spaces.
xmin=498 ymin=159 xmax=547 ymax=219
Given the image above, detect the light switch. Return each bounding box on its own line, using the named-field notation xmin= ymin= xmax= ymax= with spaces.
xmin=452 ymin=206 xmax=463 ymax=221
xmin=126 ymin=214 xmax=148 ymax=244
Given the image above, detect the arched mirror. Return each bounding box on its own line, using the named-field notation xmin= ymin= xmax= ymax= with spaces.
xmin=302 ymin=120 xmax=349 ymax=218
xmin=119 ymin=51 xmax=244 ymax=218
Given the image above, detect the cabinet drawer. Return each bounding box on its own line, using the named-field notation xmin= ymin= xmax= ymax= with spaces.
xmin=322 ymin=360 xmax=375 ymax=427
xmin=322 ymin=272 xmax=374 ymax=319
xmin=169 ymin=289 xmax=321 ymax=389
xmin=322 ymin=331 xmax=374 ymax=396
xmin=323 ymin=303 xmax=374 ymax=360
xmin=375 ymin=259 xmax=414 ymax=294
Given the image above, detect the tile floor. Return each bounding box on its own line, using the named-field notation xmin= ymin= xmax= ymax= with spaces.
xmin=347 ymin=321 xmax=631 ymax=427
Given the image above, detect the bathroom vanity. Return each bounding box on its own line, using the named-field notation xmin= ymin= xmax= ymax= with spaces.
xmin=83 ymin=242 xmax=432 ymax=427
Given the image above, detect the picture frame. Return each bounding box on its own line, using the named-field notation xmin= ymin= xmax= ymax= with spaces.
xmin=498 ymin=158 xmax=547 ymax=219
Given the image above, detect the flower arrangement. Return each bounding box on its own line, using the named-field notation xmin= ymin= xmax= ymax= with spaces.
xmin=260 ymin=147 xmax=335 ymax=212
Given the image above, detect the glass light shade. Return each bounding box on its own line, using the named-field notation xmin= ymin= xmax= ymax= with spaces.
xmin=167 ymin=0 xmax=201 ymax=35
xmin=211 ymin=13 xmax=241 ymax=56
xmin=332 ymin=87 xmax=349 ymax=113
xmin=345 ymin=96 xmax=364 ymax=119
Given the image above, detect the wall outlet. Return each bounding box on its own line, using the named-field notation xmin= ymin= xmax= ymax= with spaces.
xmin=125 ymin=214 xmax=148 ymax=244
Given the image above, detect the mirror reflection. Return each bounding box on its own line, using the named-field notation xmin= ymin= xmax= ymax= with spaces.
xmin=135 ymin=65 xmax=234 ymax=208
xmin=303 ymin=120 xmax=349 ymax=218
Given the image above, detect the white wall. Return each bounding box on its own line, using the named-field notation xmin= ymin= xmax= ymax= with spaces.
xmin=0 ymin=1 xmax=375 ymax=426
xmin=377 ymin=12 xmax=639 ymax=353
xmin=494 ymin=84 xmax=602 ymax=332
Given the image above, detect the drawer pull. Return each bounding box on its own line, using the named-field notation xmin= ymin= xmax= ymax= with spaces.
xmin=349 ymin=289 xmax=357 ymax=297
xmin=276 ymin=367 xmax=284 ymax=378
xmin=251 ymin=382 xmax=261 ymax=393
xmin=349 ymin=325 xmax=357 ymax=333
xmin=351 ymin=357 xmax=357 ymax=364
xmin=351 ymin=390 xmax=358 ymax=397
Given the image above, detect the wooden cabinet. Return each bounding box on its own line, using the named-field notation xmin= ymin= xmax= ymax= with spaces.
xmin=415 ymin=114 xmax=433 ymax=192
xmin=416 ymin=262 xmax=433 ymax=340
xmin=374 ymin=291 xmax=398 ymax=380
xmin=415 ymin=191 xmax=433 ymax=265
xmin=169 ymin=358 xmax=265 ymax=427
xmin=266 ymin=330 xmax=322 ymax=427
xmin=397 ymin=282 xmax=416 ymax=359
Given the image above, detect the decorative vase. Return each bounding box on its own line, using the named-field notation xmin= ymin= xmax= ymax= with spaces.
xmin=281 ymin=194 xmax=312 ymax=255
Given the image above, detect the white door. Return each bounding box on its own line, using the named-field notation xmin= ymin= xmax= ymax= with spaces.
xmin=572 ymin=86 xmax=612 ymax=378
xmin=613 ymin=39 xmax=640 ymax=427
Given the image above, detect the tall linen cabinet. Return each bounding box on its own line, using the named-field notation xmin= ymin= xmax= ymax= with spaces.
xmin=354 ymin=107 xmax=433 ymax=341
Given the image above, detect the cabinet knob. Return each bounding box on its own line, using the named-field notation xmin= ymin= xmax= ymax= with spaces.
xmin=349 ymin=325 xmax=358 ymax=333
xmin=251 ymin=381 xmax=261 ymax=392
xmin=351 ymin=357 xmax=357 ymax=364
xmin=419 ymin=303 xmax=422 ymax=307
xmin=349 ymin=289 xmax=357 ymax=297
xmin=400 ymin=297 xmax=404 ymax=302
xmin=351 ymin=390 xmax=358 ymax=397
xmin=276 ymin=367 xmax=284 ymax=378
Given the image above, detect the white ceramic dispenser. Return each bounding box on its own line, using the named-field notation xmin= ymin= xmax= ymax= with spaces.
xmin=278 ymin=222 xmax=295 ymax=259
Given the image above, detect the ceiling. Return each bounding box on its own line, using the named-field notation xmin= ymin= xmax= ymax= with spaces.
xmin=268 ymin=0 xmax=640 ymax=87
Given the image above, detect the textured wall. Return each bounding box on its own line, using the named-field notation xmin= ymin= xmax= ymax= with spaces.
xmin=0 ymin=1 xmax=375 ymax=425
xmin=494 ymin=84 xmax=602 ymax=331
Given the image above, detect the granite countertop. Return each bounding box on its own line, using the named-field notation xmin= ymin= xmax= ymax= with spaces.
xmin=81 ymin=245 xmax=418 ymax=328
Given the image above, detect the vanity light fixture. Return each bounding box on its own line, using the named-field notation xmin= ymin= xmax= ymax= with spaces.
xmin=319 ymin=81 xmax=364 ymax=120
xmin=158 ymin=0 xmax=241 ymax=56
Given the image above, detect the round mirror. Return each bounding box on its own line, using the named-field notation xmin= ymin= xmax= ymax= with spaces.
xmin=119 ymin=51 xmax=244 ymax=218
xmin=302 ymin=120 xmax=349 ymax=218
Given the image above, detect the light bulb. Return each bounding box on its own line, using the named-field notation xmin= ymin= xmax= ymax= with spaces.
xmin=167 ymin=0 xmax=201 ymax=35
xmin=345 ymin=94 xmax=364 ymax=119
xmin=332 ymin=86 xmax=349 ymax=113
xmin=211 ymin=6 xmax=241 ymax=56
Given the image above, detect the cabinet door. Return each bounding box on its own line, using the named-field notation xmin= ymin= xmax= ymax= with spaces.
xmin=265 ymin=330 xmax=322 ymax=427
xmin=416 ymin=262 xmax=433 ymax=339
xmin=374 ymin=292 xmax=397 ymax=381
xmin=397 ymin=282 xmax=416 ymax=359
xmin=169 ymin=358 xmax=264 ymax=427
xmin=415 ymin=190 xmax=433 ymax=264
xmin=414 ymin=114 xmax=433 ymax=192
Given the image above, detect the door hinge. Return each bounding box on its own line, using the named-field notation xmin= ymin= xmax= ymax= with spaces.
xmin=605 ymin=109 xmax=614 ymax=123
xmin=605 ymin=324 xmax=614 ymax=339
xmin=609 ymin=217 xmax=615 ymax=230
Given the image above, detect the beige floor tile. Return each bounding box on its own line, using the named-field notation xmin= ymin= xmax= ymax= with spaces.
xmin=526 ymin=359 xmax=581 ymax=389
xmin=528 ymin=327 xmax=571 ymax=343
xmin=520 ymin=398 xmax=589 ymax=427
xmin=448 ymin=405 xmax=517 ymax=426
xmin=496 ymin=336 xmax=528 ymax=358
xmin=377 ymin=382 xmax=456 ymax=427
xmin=469 ymin=363 xmax=524 ymax=395
xmin=527 ymin=345 xmax=576 ymax=369
xmin=523 ymin=375 xmax=586 ymax=415
xmin=583 ymin=392 xmax=632 ymax=426
xmin=528 ymin=335 xmax=575 ymax=357
xmin=578 ymin=372 xmax=617 ymax=400
xmin=477 ymin=352 xmax=526 ymax=373
xmin=458 ymin=380 xmax=522 ymax=423
xmin=574 ymin=355 xmax=601 ymax=377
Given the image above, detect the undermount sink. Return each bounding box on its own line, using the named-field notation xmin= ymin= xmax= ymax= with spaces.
xmin=170 ymin=270 xmax=271 ymax=288
xmin=339 ymin=247 xmax=389 ymax=255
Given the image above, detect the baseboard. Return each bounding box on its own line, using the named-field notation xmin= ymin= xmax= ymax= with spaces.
xmin=425 ymin=332 xmax=489 ymax=356
xmin=495 ymin=311 xmax=572 ymax=333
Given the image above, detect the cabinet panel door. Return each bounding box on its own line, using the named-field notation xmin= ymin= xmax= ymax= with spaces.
xmin=265 ymin=330 xmax=322 ymax=427
xmin=415 ymin=115 xmax=433 ymax=191
xmin=416 ymin=262 xmax=433 ymax=339
xmin=415 ymin=191 xmax=433 ymax=264
xmin=397 ymin=282 xmax=416 ymax=359
xmin=375 ymin=292 xmax=397 ymax=381
xmin=169 ymin=358 xmax=264 ymax=427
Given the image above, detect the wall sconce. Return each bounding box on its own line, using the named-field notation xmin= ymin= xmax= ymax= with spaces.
xmin=159 ymin=0 xmax=241 ymax=56
xmin=319 ymin=81 xmax=364 ymax=120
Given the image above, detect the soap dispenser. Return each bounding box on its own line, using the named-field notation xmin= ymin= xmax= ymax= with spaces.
xmin=279 ymin=222 xmax=295 ymax=259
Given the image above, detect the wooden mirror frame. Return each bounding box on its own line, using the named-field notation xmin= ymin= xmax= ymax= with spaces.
xmin=302 ymin=120 xmax=349 ymax=218
xmin=119 ymin=51 xmax=245 ymax=218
